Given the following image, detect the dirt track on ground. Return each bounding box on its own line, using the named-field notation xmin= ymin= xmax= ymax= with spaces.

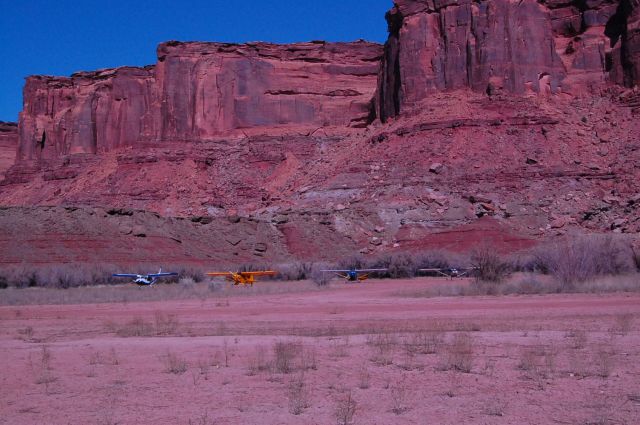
xmin=1 ymin=278 xmax=639 ymax=424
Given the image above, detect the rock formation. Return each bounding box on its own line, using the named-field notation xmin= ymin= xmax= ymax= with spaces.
xmin=376 ymin=0 xmax=640 ymax=120
xmin=17 ymin=41 xmax=382 ymax=163
xmin=1 ymin=0 xmax=639 ymax=265
xmin=0 ymin=122 xmax=18 ymax=180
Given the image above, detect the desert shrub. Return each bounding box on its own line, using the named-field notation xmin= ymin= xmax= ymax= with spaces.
xmin=368 ymin=253 xmax=416 ymax=278
xmin=299 ymin=345 xmax=318 ymax=371
xmin=116 ymin=317 xmax=154 ymax=337
xmin=163 ymin=351 xmax=188 ymax=374
xmin=239 ymin=262 xmax=272 ymax=273
xmin=471 ymin=244 xmax=510 ymax=283
xmin=1 ymin=263 xmax=122 ymax=288
xmin=278 ymin=262 xmax=314 ymax=281
xmin=566 ymin=329 xmax=588 ymax=349
xmin=246 ymin=346 xmax=269 ymax=376
xmin=408 ymin=330 xmax=445 ymax=354
xmin=612 ymin=313 xmax=633 ymax=335
xmin=508 ymin=253 xmax=548 ymax=273
xmin=594 ymin=345 xmax=616 ymax=378
xmin=501 ymin=274 xmax=561 ymax=295
xmin=338 ymin=255 xmax=366 ymax=271
xmin=287 ymin=372 xmax=311 ymax=415
xmin=367 ymin=333 xmax=397 ymax=365
xmin=414 ymin=250 xmax=456 ymax=270
xmin=311 ymin=269 xmax=331 ymax=286
xmin=631 ymin=244 xmax=640 ymax=272
xmin=357 ymin=366 xmax=370 ymax=389
xmin=310 ymin=262 xmax=333 ymax=286
xmin=273 ymin=341 xmax=301 ymax=374
xmin=390 ymin=380 xmax=409 ymax=415
xmin=335 ymin=390 xmax=357 ymax=425
xmin=439 ymin=333 xmax=474 ymax=373
xmin=174 ymin=266 xmax=205 ymax=283
xmin=538 ymin=235 xmax=634 ymax=288
xmin=154 ymin=311 xmax=179 ymax=335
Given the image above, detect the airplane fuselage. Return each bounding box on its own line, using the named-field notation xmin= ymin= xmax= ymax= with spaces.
xmin=134 ymin=276 xmax=156 ymax=285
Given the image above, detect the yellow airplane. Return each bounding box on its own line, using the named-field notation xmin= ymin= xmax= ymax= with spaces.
xmin=206 ymin=270 xmax=277 ymax=286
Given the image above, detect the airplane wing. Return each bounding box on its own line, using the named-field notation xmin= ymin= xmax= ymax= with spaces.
xmin=355 ymin=268 xmax=388 ymax=272
xmin=206 ymin=272 xmax=233 ymax=276
xmin=112 ymin=274 xmax=140 ymax=278
xmin=239 ymin=271 xmax=277 ymax=276
xmin=320 ymin=270 xmax=351 ymax=273
xmin=149 ymin=272 xmax=178 ymax=277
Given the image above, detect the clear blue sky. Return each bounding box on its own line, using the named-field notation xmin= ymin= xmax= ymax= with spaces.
xmin=0 ymin=0 xmax=392 ymax=122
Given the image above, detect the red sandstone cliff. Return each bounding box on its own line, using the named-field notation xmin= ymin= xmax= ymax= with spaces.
xmin=1 ymin=1 xmax=639 ymax=264
xmin=376 ymin=0 xmax=640 ymax=120
xmin=16 ymin=41 xmax=382 ymax=165
xmin=0 ymin=122 xmax=18 ymax=179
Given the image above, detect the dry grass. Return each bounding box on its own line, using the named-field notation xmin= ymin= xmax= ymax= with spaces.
xmin=330 ymin=336 xmax=351 ymax=358
xmin=538 ymin=235 xmax=635 ymax=287
xmin=31 ymin=345 xmax=57 ymax=394
xmin=335 ymin=390 xmax=357 ymax=425
xmin=516 ymin=345 xmax=557 ymax=388
xmin=0 ymin=262 xmax=208 ymax=289
xmin=115 ymin=317 xmax=155 ymax=337
xmin=154 ymin=311 xmax=179 ymax=335
xmin=163 ymin=351 xmax=188 ymax=374
xmin=566 ymin=329 xmax=588 ymax=350
xmin=611 ymin=313 xmax=634 ymax=335
xmin=593 ymin=344 xmax=616 ymax=379
xmin=438 ymin=333 xmax=474 ymax=373
xmin=278 ymin=262 xmax=314 ymax=281
xmin=0 ymin=278 xmax=324 ymax=306
xmin=396 ymin=273 xmax=640 ymax=299
xmin=273 ymin=340 xmax=301 ymax=374
xmin=471 ymin=244 xmax=510 ymax=283
xmin=357 ymin=366 xmax=370 ymax=389
xmin=246 ymin=346 xmax=269 ymax=376
xmin=367 ymin=333 xmax=397 ymax=366
xmin=405 ymin=330 xmax=444 ymax=355
xmin=287 ymin=372 xmax=311 ymax=415
xmin=187 ymin=411 xmax=215 ymax=425
xmin=390 ymin=379 xmax=409 ymax=415
xmin=247 ymin=341 xmax=316 ymax=376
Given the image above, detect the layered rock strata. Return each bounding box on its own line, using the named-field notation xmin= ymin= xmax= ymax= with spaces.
xmin=377 ymin=0 xmax=640 ymax=120
xmin=17 ymin=41 xmax=382 ymax=163
xmin=0 ymin=122 xmax=18 ymax=179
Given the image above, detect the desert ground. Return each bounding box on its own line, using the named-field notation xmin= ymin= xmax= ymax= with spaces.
xmin=1 ymin=278 xmax=639 ymax=425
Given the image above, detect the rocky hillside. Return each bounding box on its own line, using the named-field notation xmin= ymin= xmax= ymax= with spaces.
xmin=0 ymin=0 xmax=638 ymax=264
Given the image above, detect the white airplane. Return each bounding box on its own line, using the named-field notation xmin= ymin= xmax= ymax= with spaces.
xmin=112 ymin=269 xmax=178 ymax=286
xmin=419 ymin=267 xmax=478 ymax=279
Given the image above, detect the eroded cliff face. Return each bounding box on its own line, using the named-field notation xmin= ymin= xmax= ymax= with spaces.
xmin=19 ymin=67 xmax=158 ymax=162
xmin=16 ymin=41 xmax=382 ymax=164
xmin=0 ymin=122 xmax=18 ymax=179
xmin=2 ymin=1 xmax=640 ymax=264
xmin=156 ymin=41 xmax=382 ymax=140
xmin=377 ymin=0 xmax=640 ymax=120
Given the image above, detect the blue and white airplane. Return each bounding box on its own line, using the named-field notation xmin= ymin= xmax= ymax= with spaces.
xmin=112 ymin=269 xmax=178 ymax=286
xmin=320 ymin=268 xmax=388 ymax=282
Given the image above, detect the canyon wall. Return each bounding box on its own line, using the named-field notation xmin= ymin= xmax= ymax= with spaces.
xmin=17 ymin=41 xmax=382 ymax=163
xmin=377 ymin=0 xmax=639 ymax=120
xmin=0 ymin=122 xmax=17 ymax=179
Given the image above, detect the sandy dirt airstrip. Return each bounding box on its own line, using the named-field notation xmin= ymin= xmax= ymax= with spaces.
xmin=1 ymin=278 xmax=639 ymax=424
